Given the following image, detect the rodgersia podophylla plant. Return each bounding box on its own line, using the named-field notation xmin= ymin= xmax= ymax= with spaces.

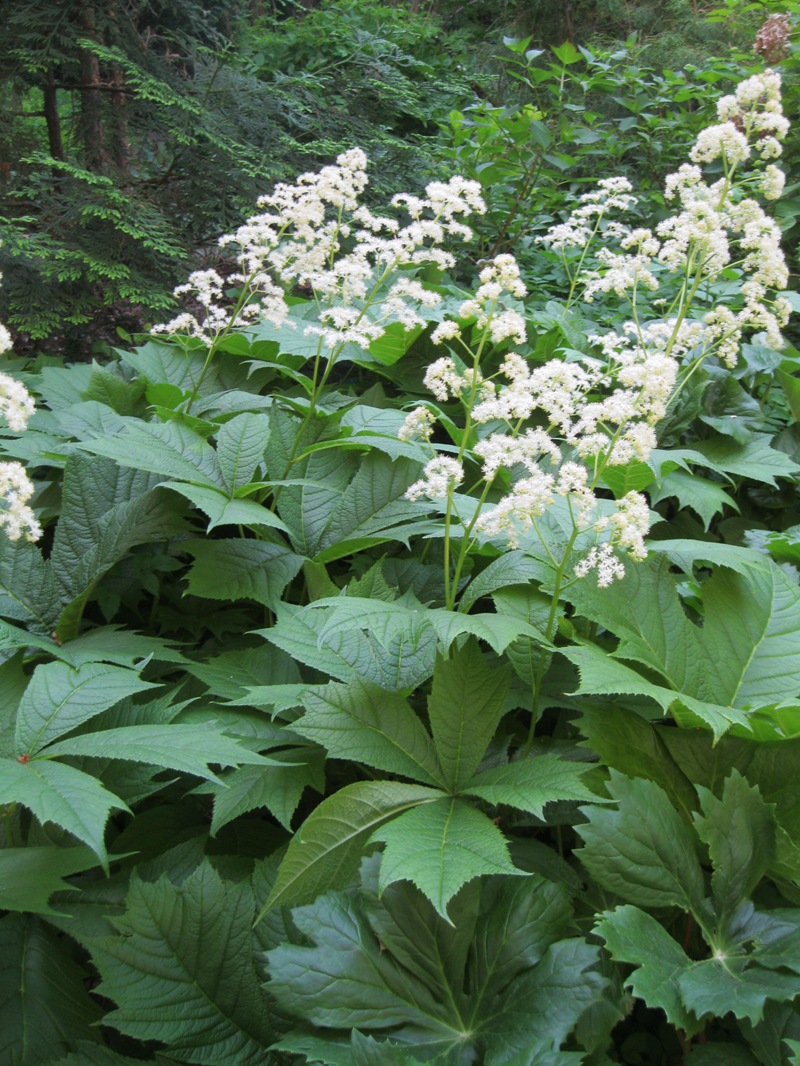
xmin=401 ymin=69 xmax=791 ymax=618
xmin=0 ymin=275 xmax=40 ymax=543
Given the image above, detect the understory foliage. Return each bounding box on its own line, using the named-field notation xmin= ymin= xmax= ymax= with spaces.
xmin=2 ymin=36 xmax=800 ymax=1066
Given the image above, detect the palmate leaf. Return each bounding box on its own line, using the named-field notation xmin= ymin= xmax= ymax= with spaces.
xmin=261 ymin=781 xmax=444 ymax=915
xmin=89 ymin=862 xmax=275 ymax=1065
xmin=0 ymin=914 xmax=103 ymax=1064
xmin=267 ymin=860 xmax=602 ymax=1064
xmin=0 ymin=845 xmax=99 ymax=915
xmin=371 ymin=799 xmax=524 ymax=922
xmin=15 ymin=661 xmax=157 ymax=756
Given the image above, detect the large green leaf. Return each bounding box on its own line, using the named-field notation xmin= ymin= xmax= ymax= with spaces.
xmin=565 ymin=643 xmax=752 ymax=737
xmin=49 ymin=455 xmax=177 ymax=610
xmin=164 ymin=482 xmax=288 ymax=532
xmin=0 ymin=757 xmax=126 ymax=863
xmin=484 ymin=938 xmax=605 ymax=1065
xmin=693 ymin=771 xmax=776 ymax=921
xmin=564 ymin=556 xmax=800 ymax=737
xmin=90 ymin=862 xmax=274 ymax=1064
xmin=183 ymin=538 xmax=304 ymax=609
xmin=575 ymin=771 xmax=706 ymax=912
xmin=267 ymin=860 xmax=600 ymax=1063
xmin=677 ymin=957 xmax=800 ymax=1027
xmin=427 ymin=641 xmax=510 ymax=791
xmin=297 ymin=679 xmax=445 ymax=787
xmin=269 ymin=414 xmax=360 ymax=556
xmin=314 ymin=453 xmax=431 ymax=561
xmin=578 ymin=707 xmax=698 ymax=821
xmin=0 ymin=845 xmax=99 ymax=915
xmin=0 ymin=914 xmax=102 ymax=1064
xmin=262 ymin=781 xmax=443 ymax=915
xmin=691 ymin=435 xmax=800 ymax=486
xmin=43 ymin=724 xmax=282 ymax=782
xmin=215 ymin=412 xmax=271 ymax=492
xmin=77 ymin=418 xmax=223 ymax=486
xmin=308 ymin=596 xmax=549 ymax=658
xmin=261 ymin=602 xmax=438 ymax=692
xmin=371 ymin=799 xmax=524 ymax=921
xmin=199 ymin=748 xmax=325 ymax=833
xmin=649 ymin=469 xmax=737 ymax=529
xmin=15 ymin=661 xmax=157 ymax=756
xmin=461 ymin=754 xmax=601 ymax=819
xmin=0 ymin=538 xmax=61 ymax=631
xmin=596 ymin=905 xmax=700 ymax=1035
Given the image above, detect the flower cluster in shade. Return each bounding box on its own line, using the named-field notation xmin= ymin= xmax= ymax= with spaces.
xmin=0 ymin=281 xmax=42 ymax=542
xmin=154 ymin=148 xmax=485 ymax=352
xmin=401 ymin=71 xmax=792 ymax=587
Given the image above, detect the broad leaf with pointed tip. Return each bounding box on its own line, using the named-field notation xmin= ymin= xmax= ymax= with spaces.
xmin=576 ymin=771 xmax=706 ymax=913
xmin=296 ymin=678 xmax=445 ymax=787
xmin=15 ymin=661 xmax=157 ymax=756
xmin=0 ymin=757 xmax=127 ymax=864
xmin=89 ymin=862 xmax=275 ymax=1064
xmin=427 ymin=640 xmax=510 ymax=791
xmin=0 ymin=845 xmax=99 ymax=915
xmin=461 ymin=754 xmax=600 ymax=820
xmin=371 ymin=798 xmax=524 ymax=921
xmin=563 ymin=555 xmax=800 ymax=738
xmin=261 ymin=781 xmax=443 ymax=916
xmin=596 ymin=905 xmax=700 ymax=1035
xmin=0 ymin=914 xmax=102 ymax=1064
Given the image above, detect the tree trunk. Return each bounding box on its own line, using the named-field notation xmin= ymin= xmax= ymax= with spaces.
xmin=107 ymin=2 xmax=131 ymax=177
xmin=75 ymin=0 xmax=112 ymax=173
xmin=43 ymin=70 xmax=64 ymax=161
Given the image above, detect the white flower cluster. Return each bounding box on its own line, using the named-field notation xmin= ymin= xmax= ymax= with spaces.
xmin=157 ymin=149 xmax=486 ymax=353
xmin=0 ymin=461 xmax=42 ymax=543
xmin=0 ymin=271 xmax=41 ymax=542
xmin=405 ymin=456 xmax=464 ymax=501
xmin=400 ymin=71 xmax=792 ymax=587
xmin=430 ymin=254 xmax=528 ymax=347
xmin=537 ymin=177 xmax=637 ymax=252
